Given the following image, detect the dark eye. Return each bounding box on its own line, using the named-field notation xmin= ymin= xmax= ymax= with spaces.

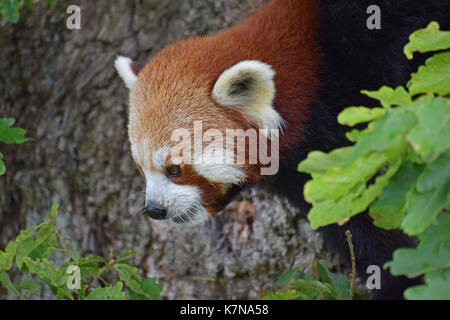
xmin=166 ymin=165 xmax=182 ymax=178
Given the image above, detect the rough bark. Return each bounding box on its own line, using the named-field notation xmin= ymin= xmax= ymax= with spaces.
xmin=0 ymin=0 xmax=335 ymax=299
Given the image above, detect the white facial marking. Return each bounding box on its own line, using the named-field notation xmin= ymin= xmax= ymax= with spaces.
xmin=131 ymin=144 xmax=140 ymax=163
xmin=137 ymin=146 xmax=210 ymax=226
xmin=153 ymin=146 xmax=171 ymax=169
xmin=115 ymin=56 xmax=138 ymax=89
xmin=195 ymin=162 xmax=246 ymax=185
xmin=144 ymin=169 xmax=209 ymax=226
xmin=194 ymin=147 xmax=247 ymax=185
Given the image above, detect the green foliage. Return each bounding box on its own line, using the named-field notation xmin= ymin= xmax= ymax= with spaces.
xmin=263 ymin=260 xmax=367 ymax=300
xmin=0 ymin=0 xmax=54 ymax=23
xmin=0 ymin=118 xmax=30 ymax=176
xmin=0 ymin=0 xmax=20 ymax=22
xmin=298 ymin=22 xmax=450 ymax=299
xmin=85 ymin=282 xmax=126 ymax=300
xmin=404 ymin=269 xmax=450 ymax=300
xmin=0 ymin=204 xmax=163 ymax=300
xmin=404 ymin=22 xmax=450 ymax=59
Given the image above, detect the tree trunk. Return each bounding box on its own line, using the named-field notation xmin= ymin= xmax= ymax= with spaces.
xmin=0 ymin=0 xmax=334 ymax=299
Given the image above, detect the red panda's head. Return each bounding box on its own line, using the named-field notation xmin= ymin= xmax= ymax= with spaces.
xmin=115 ymin=38 xmax=284 ymax=226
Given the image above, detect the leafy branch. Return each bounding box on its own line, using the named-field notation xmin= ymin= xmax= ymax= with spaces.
xmin=0 ymin=118 xmax=30 ymax=176
xmin=298 ymin=21 xmax=450 ymax=299
xmin=0 ymin=0 xmax=54 ymax=23
xmin=0 ymin=204 xmax=163 ymax=300
xmin=263 ymin=260 xmax=367 ymax=300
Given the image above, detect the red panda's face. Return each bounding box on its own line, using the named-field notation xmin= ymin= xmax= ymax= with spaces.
xmin=115 ymin=42 xmax=284 ymax=226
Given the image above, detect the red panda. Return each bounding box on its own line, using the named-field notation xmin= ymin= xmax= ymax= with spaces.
xmin=115 ymin=0 xmax=449 ymax=299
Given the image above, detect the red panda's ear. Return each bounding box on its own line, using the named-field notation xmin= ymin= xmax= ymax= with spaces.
xmin=115 ymin=56 xmax=142 ymax=89
xmin=213 ymin=60 xmax=284 ymax=132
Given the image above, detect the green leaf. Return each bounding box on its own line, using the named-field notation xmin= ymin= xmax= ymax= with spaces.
xmin=0 ymin=241 xmax=17 ymax=271
xmin=304 ymin=153 xmax=387 ymax=203
xmin=263 ymin=289 xmax=300 ymax=300
xmin=31 ymin=224 xmax=59 ymax=260
xmin=0 ymin=117 xmax=30 ymax=176
xmin=69 ymin=240 xmax=80 ymax=262
xmin=0 ymin=118 xmax=14 ymax=127
xmin=127 ymin=287 xmax=148 ymax=300
xmin=16 ymin=235 xmax=39 ymax=270
xmin=351 ymin=108 xmax=416 ymax=160
xmin=24 ymin=0 xmax=33 ymax=10
xmin=86 ymin=255 xmax=106 ymax=264
xmin=0 ymin=0 xmax=20 ymax=23
xmin=361 ymin=86 xmax=411 ymax=108
xmin=404 ymin=269 xmax=450 ymax=300
xmin=116 ymin=263 xmax=144 ymax=295
xmin=118 ymin=250 xmax=138 ymax=262
xmin=387 ymin=213 xmax=450 ymax=277
xmin=401 ymin=181 xmax=448 ymax=235
xmin=345 ymin=128 xmax=365 ymax=142
xmin=35 ymin=223 xmax=55 ymax=240
xmin=0 ymin=271 xmax=21 ymax=298
xmin=338 ymin=107 xmax=386 ymax=126
xmin=16 ymin=278 xmax=41 ymax=297
xmin=142 ymin=278 xmax=163 ymax=300
xmin=77 ymin=258 xmax=101 ymax=278
xmin=370 ymin=162 xmax=424 ymax=229
xmin=86 ymin=282 xmax=126 ymax=300
xmin=0 ymin=152 xmax=5 ymax=175
xmin=316 ymin=260 xmax=350 ymax=300
xmin=46 ymin=203 xmax=59 ymax=220
xmin=404 ymin=22 xmax=450 ymax=59
xmin=49 ymin=266 xmax=75 ymax=300
xmin=53 ymin=266 xmax=70 ymax=287
xmin=290 ymin=279 xmax=333 ymax=300
xmin=416 ymin=151 xmax=450 ymax=193
xmin=407 ymin=97 xmax=450 ymax=162
xmin=298 ymin=147 xmax=353 ymax=178
xmin=23 ymin=257 xmax=58 ymax=281
xmin=274 ymin=267 xmax=300 ymax=288
xmin=56 ymin=286 xmax=74 ymax=300
xmin=0 ymin=118 xmax=30 ymax=144
xmin=307 ymin=157 xmax=401 ymax=229
xmin=408 ymin=52 xmax=450 ymax=96
xmin=116 ymin=261 xmax=162 ymax=300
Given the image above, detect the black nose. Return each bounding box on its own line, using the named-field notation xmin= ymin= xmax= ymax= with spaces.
xmin=144 ymin=201 xmax=167 ymax=220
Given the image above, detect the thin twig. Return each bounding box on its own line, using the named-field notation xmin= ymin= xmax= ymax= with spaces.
xmin=345 ymin=230 xmax=356 ymax=300
xmin=52 ymin=225 xmax=72 ymax=260
xmin=189 ymin=276 xmax=217 ymax=282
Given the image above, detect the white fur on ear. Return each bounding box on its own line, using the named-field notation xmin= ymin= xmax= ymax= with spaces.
xmin=213 ymin=60 xmax=284 ymax=132
xmin=115 ymin=56 xmax=138 ymax=89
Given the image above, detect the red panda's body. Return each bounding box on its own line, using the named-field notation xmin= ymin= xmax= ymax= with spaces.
xmin=115 ymin=0 xmax=449 ymax=299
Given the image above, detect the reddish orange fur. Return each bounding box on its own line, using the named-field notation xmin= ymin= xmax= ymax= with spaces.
xmin=129 ymin=0 xmax=320 ymax=215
